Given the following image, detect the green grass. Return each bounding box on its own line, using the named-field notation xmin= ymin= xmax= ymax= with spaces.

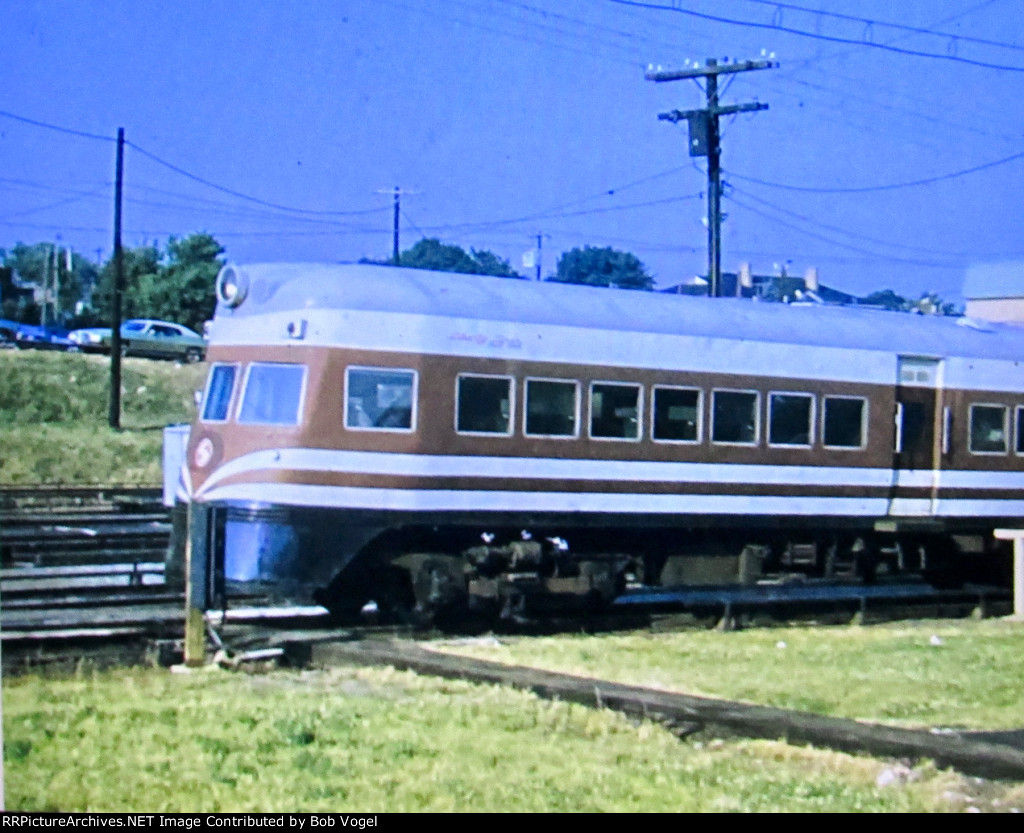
xmin=0 ymin=350 xmax=205 ymax=485
xmin=437 ymin=618 xmax=1024 ymax=731
xmin=5 ymin=663 xmax=1013 ymax=813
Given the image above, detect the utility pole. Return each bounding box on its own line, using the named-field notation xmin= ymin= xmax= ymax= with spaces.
xmin=41 ymin=246 xmax=51 ymax=328
xmin=109 ymin=127 xmax=125 ymax=430
xmin=646 ymin=58 xmax=776 ymax=297
xmin=53 ymin=236 xmax=63 ymax=323
xmin=376 ymin=187 xmax=418 ymax=263
xmin=391 ymin=186 xmax=400 ymax=263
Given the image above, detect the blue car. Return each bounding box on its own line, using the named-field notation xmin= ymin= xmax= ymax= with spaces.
xmin=14 ymin=323 xmax=76 ymax=351
xmin=0 ymin=320 xmax=17 ymax=349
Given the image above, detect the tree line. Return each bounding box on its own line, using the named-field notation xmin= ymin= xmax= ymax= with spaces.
xmin=0 ymin=235 xmax=654 ymax=333
xmin=1 ymin=232 xmax=957 ymax=333
xmin=365 ymin=237 xmax=654 ymax=289
xmin=1 ymin=233 xmax=224 ymax=333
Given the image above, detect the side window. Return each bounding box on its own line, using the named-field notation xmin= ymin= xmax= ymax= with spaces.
xmin=456 ymin=374 xmax=513 ymax=435
xmin=822 ymin=396 xmax=867 ymax=449
xmin=525 ymin=378 xmax=579 ymax=438
xmin=346 ymin=367 xmax=417 ymax=431
xmin=768 ymin=393 xmax=814 ymax=448
xmin=652 ymin=386 xmax=701 ymax=443
xmin=237 ymin=363 xmax=306 ymax=426
xmin=969 ymin=404 xmax=1008 ymax=454
xmin=590 ymin=382 xmax=641 ymax=440
xmin=1017 ymin=406 xmax=1024 ymax=455
xmin=201 ymin=363 xmax=238 ymax=422
xmin=711 ymin=389 xmax=759 ymax=445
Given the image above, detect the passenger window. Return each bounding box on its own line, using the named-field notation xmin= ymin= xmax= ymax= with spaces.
xmin=1017 ymin=406 xmax=1024 ymax=455
xmin=525 ymin=379 xmax=579 ymax=437
xmin=457 ymin=375 xmax=513 ymax=435
xmin=822 ymin=396 xmax=866 ymax=449
xmin=346 ymin=367 xmax=416 ymax=431
xmin=201 ymin=363 xmax=238 ymax=422
xmin=237 ymin=363 xmax=306 ymax=426
xmin=768 ymin=393 xmax=814 ymax=447
xmin=969 ymin=404 xmax=1008 ymax=454
xmin=652 ymin=386 xmax=701 ymax=443
xmin=590 ymin=382 xmax=641 ymax=440
xmin=711 ymin=390 xmax=759 ymax=445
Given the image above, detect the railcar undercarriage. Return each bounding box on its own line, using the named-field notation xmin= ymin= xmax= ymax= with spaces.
xmin=178 ymin=502 xmax=1012 ymax=628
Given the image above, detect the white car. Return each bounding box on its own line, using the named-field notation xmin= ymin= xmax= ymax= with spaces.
xmin=67 ymin=327 xmax=111 ymax=353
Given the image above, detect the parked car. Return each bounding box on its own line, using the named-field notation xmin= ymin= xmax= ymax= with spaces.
xmin=121 ymin=319 xmax=206 ymax=362
xmin=67 ymin=327 xmax=113 ymax=353
xmin=0 ymin=322 xmax=17 ymax=349
xmin=67 ymin=319 xmax=206 ymax=362
xmin=13 ymin=324 xmax=76 ymax=352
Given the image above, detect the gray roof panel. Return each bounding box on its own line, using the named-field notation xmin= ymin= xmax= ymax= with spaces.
xmin=220 ymin=263 xmax=1024 ymax=363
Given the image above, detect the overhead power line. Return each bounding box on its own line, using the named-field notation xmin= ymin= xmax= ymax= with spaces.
xmin=726 ymin=149 xmax=1024 ymax=193
xmin=724 ymin=191 xmax=958 ymax=268
xmin=605 ymin=0 xmax=1024 ymax=72
xmin=126 ymin=141 xmax=387 ymax=217
xmin=0 ymin=106 xmax=396 ymax=219
xmin=736 ymin=0 xmax=1024 ymax=54
xmin=0 ymin=109 xmax=113 ymax=142
xmin=423 ymin=193 xmax=703 ymax=236
xmin=0 ymin=187 xmax=107 ymax=222
xmin=727 ymin=184 xmax=981 ymax=259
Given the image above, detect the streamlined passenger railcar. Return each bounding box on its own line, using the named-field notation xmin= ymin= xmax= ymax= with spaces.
xmin=176 ymin=262 xmax=1024 ymax=622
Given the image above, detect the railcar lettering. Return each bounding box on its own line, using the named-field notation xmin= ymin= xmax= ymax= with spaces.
xmin=449 ymin=332 xmax=488 ymax=344
xmin=488 ymin=335 xmax=522 ymax=349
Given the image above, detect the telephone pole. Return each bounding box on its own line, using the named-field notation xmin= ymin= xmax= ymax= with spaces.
xmin=109 ymin=127 xmax=125 ymax=430
xmin=647 ymin=58 xmax=776 ymax=297
xmin=534 ymin=232 xmax=551 ymax=281
xmin=391 ymin=186 xmax=400 ymax=262
xmin=376 ymin=187 xmax=418 ymax=263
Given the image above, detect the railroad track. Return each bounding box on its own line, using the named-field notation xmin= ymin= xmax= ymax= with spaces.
xmin=0 ymin=486 xmax=181 ymax=651
xmin=1 ymin=561 xmax=182 ymax=638
xmin=0 ymin=485 xmax=171 ymax=567
xmin=0 ymin=484 xmax=164 ymax=512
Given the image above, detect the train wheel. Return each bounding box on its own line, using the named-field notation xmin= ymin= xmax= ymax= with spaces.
xmin=407 ymin=555 xmax=469 ymax=628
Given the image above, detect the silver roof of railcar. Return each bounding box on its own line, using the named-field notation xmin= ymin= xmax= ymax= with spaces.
xmin=215 ymin=262 xmax=1024 ymax=363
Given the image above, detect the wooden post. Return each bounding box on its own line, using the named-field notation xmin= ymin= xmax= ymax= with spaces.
xmin=184 ymin=503 xmax=211 ymax=665
xmin=994 ymin=529 xmax=1024 ymax=617
xmin=108 ymin=128 xmax=125 ymax=429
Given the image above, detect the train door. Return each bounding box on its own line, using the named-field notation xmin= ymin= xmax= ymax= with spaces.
xmin=889 ymin=356 xmax=944 ymax=516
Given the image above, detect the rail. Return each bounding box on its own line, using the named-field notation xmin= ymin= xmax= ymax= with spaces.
xmin=1 ymin=562 xmax=166 ymax=595
xmin=0 ymin=485 xmax=163 ymax=510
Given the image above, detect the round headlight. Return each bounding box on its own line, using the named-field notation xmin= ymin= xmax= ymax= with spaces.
xmin=215 ymin=264 xmax=249 ymax=308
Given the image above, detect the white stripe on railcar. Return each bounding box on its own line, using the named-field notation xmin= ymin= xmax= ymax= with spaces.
xmin=197 ymin=482 xmax=890 ymax=516
xmin=194 ymin=480 xmax=1024 ymax=518
xmin=194 ymin=447 xmax=894 ymax=498
xmin=192 ymin=447 xmax=1024 ymax=499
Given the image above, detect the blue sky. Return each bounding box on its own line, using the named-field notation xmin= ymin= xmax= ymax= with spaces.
xmin=2 ymin=0 xmax=1023 ymax=301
